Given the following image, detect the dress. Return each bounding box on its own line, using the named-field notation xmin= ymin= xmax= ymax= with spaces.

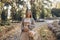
xmin=20 ymin=18 xmax=35 ymax=40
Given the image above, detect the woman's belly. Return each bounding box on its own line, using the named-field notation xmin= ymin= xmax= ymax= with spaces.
xmin=24 ymin=22 xmax=31 ymax=26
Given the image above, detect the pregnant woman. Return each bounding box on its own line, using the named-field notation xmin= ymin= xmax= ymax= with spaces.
xmin=20 ymin=10 xmax=35 ymax=40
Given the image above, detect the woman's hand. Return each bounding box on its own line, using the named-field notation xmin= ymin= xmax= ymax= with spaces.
xmin=28 ymin=31 xmax=35 ymax=37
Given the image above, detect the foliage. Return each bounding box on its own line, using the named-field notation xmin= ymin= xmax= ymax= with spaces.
xmin=1 ymin=0 xmax=11 ymax=3
xmin=39 ymin=25 xmax=56 ymax=40
xmin=33 ymin=24 xmax=56 ymax=40
xmin=31 ymin=0 xmax=53 ymax=19
xmin=51 ymin=8 xmax=60 ymax=17
xmin=31 ymin=3 xmax=37 ymax=20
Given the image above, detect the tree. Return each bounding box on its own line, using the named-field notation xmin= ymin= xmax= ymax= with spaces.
xmin=31 ymin=0 xmax=52 ymax=19
xmin=31 ymin=0 xmax=42 ymax=20
xmin=41 ymin=0 xmax=52 ymax=18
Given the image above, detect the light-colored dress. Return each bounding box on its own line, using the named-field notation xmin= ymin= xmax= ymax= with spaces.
xmin=20 ymin=18 xmax=35 ymax=40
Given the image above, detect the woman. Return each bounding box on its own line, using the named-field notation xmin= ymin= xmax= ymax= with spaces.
xmin=20 ymin=10 xmax=35 ymax=40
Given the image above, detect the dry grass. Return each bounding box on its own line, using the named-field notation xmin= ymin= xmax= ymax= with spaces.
xmin=0 ymin=23 xmax=57 ymax=40
xmin=33 ymin=24 xmax=56 ymax=40
xmin=0 ymin=23 xmax=21 ymax=39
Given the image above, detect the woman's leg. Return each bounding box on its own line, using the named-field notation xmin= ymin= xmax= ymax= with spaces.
xmin=20 ymin=32 xmax=30 ymax=40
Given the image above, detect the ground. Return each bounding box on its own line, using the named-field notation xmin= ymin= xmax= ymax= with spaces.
xmin=0 ymin=22 xmax=56 ymax=40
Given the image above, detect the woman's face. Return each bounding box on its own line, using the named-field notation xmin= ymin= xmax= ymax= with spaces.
xmin=26 ymin=12 xmax=31 ymax=18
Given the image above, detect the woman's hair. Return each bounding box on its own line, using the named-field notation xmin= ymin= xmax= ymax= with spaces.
xmin=26 ymin=10 xmax=32 ymax=18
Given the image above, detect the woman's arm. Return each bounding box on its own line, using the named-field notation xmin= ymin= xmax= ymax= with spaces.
xmin=29 ymin=18 xmax=36 ymax=30
xmin=31 ymin=18 xmax=35 ymax=25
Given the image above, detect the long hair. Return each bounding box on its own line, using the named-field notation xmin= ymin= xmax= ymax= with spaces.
xmin=26 ymin=10 xmax=32 ymax=18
